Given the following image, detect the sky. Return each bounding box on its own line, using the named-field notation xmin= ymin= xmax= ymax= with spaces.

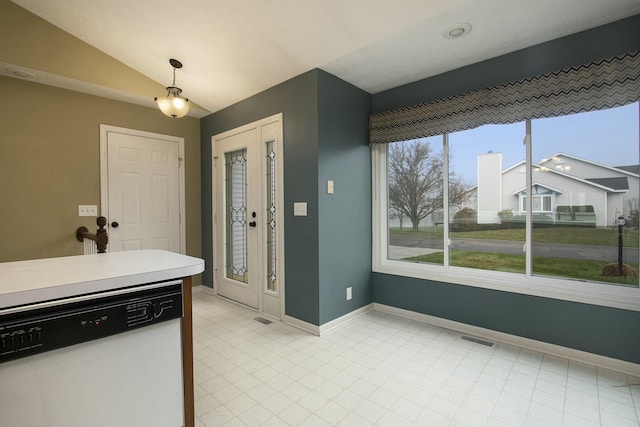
xmin=444 ymin=102 xmax=640 ymax=185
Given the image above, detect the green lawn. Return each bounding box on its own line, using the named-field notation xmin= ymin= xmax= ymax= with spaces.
xmin=406 ymin=250 xmax=639 ymax=286
xmin=390 ymin=226 xmax=639 ymax=248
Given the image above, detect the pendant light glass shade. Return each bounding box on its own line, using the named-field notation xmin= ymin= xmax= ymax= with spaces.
xmin=155 ymin=59 xmax=190 ymax=118
xmin=156 ymin=86 xmax=190 ymax=118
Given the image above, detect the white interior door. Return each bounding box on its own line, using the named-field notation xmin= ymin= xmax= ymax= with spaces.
xmin=213 ymin=114 xmax=283 ymax=317
xmin=101 ymin=126 xmax=185 ymax=254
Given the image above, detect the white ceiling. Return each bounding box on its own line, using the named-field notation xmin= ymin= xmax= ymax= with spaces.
xmin=10 ymin=0 xmax=640 ymax=116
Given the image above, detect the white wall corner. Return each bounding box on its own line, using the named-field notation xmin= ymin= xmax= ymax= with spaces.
xmin=282 ymin=305 xmax=375 ymax=337
xmin=318 ymin=304 xmax=375 ymax=336
xmin=283 ymin=315 xmax=320 ymax=336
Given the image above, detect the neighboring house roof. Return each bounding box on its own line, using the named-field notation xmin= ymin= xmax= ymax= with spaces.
xmin=502 ymin=160 xmax=525 ymax=174
xmin=541 ymin=152 xmax=640 ymax=178
xmin=615 ymin=165 xmax=640 ymax=175
xmin=528 ymin=162 xmax=626 ymax=192
xmin=512 ymin=182 xmax=564 ymax=195
xmin=586 ymin=177 xmax=629 ymax=190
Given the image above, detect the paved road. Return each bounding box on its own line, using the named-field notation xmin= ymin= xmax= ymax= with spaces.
xmin=389 ymin=234 xmax=639 ymax=263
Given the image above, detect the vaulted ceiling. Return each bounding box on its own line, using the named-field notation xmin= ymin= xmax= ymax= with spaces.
xmin=3 ymin=0 xmax=640 ymax=118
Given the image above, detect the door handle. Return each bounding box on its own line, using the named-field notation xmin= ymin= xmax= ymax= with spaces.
xmin=111 ymin=221 xmax=119 ymax=228
xmin=249 ymin=221 xmax=257 ymax=228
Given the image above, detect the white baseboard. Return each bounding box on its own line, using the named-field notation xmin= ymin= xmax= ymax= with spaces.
xmin=374 ymin=303 xmax=640 ymax=377
xmin=283 ymin=304 xmax=374 ymax=336
xmin=283 ymin=315 xmax=320 ymax=336
xmin=318 ymin=304 xmax=374 ymax=336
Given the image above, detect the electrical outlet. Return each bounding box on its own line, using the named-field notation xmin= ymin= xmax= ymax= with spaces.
xmin=346 ymin=287 xmax=352 ymax=300
xmin=78 ymin=205 xmax=98 ymax=216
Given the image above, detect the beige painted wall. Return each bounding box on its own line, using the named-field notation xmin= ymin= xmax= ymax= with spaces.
xmin=0 ymin=0 xmax=167 ymax=101
xmin=0 ymin=76 xmax=202 ymax=284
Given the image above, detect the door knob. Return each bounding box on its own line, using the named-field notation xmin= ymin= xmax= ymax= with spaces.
xmin=249 ymin=221 xmax=256 ymax=228
xmin=111 ymin=221 xmax=119 ymax=228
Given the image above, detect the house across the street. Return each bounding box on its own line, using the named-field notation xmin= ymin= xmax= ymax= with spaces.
xmin=467 ymin=152 xmax=640 ymax=227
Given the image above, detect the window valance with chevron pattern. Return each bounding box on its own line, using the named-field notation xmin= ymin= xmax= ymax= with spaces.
xmin=369 ymin=50 xmax=640 ymax=144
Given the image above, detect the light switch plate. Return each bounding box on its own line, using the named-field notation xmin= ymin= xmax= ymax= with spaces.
xmin=294 ymin=202 xmax=307 ymax=217
xmin=78 ymin=205 xmax=98 ymax=216
xmin=327 ymin=180 xmax=334 ymax=194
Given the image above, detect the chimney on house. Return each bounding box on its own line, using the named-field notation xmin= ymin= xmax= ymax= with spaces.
xmin=477 ymin=152 xmax=502 ymax=224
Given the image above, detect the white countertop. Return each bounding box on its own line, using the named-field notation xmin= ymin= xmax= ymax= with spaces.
xmin=0 ymin=250 xmax=204 ymax=309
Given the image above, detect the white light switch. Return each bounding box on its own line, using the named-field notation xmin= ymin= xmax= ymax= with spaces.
xmin=327 ymin=180 xmax=334 ymax=194
xmin=294 ymin=202 xmax=307 ymax=217
xmin=78 ymin=205 xmax=98 ymax=216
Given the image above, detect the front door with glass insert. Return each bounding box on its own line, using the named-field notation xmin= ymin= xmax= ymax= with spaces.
xmin=213 ymin=115 xmax=283 ymax=317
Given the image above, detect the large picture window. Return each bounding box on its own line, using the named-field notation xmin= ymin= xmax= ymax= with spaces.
xmin=387 ymin=136 xmax=444 ymax=265
xmin=373 ymin=103 xmax=640 ymax=309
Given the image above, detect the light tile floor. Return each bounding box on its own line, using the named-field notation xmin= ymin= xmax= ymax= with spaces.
xmin=192 ymin=292 xmax=640 ymax=426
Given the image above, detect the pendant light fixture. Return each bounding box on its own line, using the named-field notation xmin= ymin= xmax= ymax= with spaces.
xmin=155 ymin=58 xmax=190 ymax=118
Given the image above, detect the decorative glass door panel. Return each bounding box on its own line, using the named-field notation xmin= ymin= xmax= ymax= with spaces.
xmin=265 ymin=141 xmax=277 ymax=293
xmin=225 ymin=149 xmax=248 ymax=284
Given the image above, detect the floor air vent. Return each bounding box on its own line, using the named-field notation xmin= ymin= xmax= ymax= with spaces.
xmin=254 ymin=317 xmax=273 ymax=325
xmin=460 ymin=335 xmax=494 ymax=347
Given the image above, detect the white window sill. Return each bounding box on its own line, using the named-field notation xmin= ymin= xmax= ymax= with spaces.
xmin=373 ymin=259 xmax=640 ymax=312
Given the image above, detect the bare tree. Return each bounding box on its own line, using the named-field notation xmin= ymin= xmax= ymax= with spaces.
xmin=388 ymin=206 xmax=405 ymax=229
xmin=388 ymin=140 xmax=469 ymax=232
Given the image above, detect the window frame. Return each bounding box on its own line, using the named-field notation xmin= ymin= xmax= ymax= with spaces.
xmin=371 ymin=121 xmax=640 ymax=312
xmin=520 ymin=194 xmax=553 ymax=214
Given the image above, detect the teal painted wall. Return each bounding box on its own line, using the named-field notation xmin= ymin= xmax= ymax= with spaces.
xmin=200 ymin=69 xmax=372 ymax=326
xmin=370 ymin=15 xmax=640 ymax=363
xmin=372 ymin=275 xmax=640 ymax=363
xmin=317 ymin=70 xmax=372 ymax=324
xmin=201 ymin=70 xmax=321 ymax=324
